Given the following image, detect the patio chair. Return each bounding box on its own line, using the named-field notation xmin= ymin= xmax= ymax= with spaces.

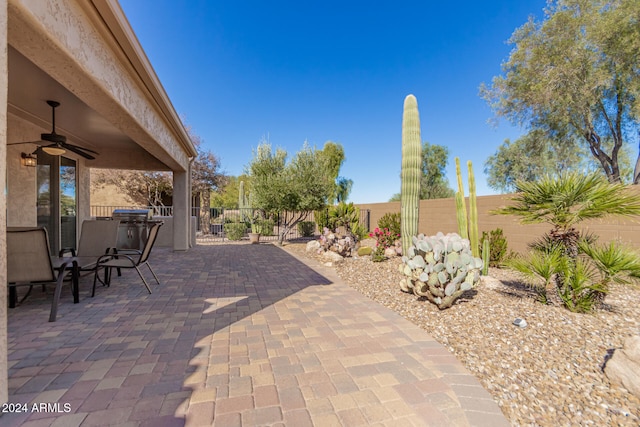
xmin=60 ymin=219 xmax=120 ymax=280
xmin=7 ymin=228 xmax=75 ymax=322
xmin=93 ymin=221 xmax=163 ymax=295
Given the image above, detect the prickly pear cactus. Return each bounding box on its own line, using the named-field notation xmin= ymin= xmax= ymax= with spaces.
xmin=398 ymin=232 xmax=483 ymax=309
xmin=401 ymin=95 xmax=422 ymax=256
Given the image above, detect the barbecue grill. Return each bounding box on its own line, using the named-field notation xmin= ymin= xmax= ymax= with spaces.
xmin=112 ymin=209 xmax=159 ymax=250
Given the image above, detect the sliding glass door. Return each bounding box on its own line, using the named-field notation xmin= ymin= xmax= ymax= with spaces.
xmin=37 ymin=153 xmax=77 ymax=253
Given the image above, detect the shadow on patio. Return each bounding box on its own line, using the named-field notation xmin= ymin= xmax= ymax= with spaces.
xmin=3 ymin=244 xmax=508 ymax=426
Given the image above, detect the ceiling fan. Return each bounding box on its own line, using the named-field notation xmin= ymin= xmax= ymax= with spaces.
xmin=8 ymin=100 xmax=99 ymax=160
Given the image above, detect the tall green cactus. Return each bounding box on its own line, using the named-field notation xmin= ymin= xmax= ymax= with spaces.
xmin=454 ymin=158 xmax=479 ymax=256
xmin=454 ymin=158 xmax=468 ymax=240
xmin=238 ymin=181 xmax=246 ymax=210
xmin=482 ymin=237 xmax=490 ymax=276
xmin=468 ymin=161 xmax=479 ymax=257
xmin=239 ymin=181 xmax=249 ymax=222
xmin=401 ymin=94 xmax=422 ymax=256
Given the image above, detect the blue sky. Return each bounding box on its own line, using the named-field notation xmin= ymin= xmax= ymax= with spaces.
xmin=120 ymin=0 xmax=548 ymax=204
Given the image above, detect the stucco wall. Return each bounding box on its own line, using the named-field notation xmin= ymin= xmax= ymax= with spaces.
xmin=6 ymin=113 xmax=38 ymax=226
xmin=357 ymin=189 xmax=640 ymax=254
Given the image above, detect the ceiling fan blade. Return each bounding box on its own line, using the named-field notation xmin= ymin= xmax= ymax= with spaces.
xmin=62 ymin=144 xmax=96 ymax=160
xmin=63 ymin=142 xmax=99 ymax=155
xmin=7 ymin=141 xmax=42 ymax=146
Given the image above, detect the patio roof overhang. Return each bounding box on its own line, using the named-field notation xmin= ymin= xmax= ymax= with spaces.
xmin=7 ymin=0 xmax=197 ymax=171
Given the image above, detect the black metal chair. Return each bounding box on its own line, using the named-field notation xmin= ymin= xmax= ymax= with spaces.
xmin=92 ymin=222 xmax=163 ymax=295
xmin=7 ymin=228 xmax=77 ymax=322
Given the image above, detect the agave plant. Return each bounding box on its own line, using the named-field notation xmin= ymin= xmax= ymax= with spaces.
xmin=497 ymin=172 xmax=640 ymax=310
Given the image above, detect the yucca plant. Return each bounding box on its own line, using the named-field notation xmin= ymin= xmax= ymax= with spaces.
xmin=497 ymin=172 xmax=640 ymax=310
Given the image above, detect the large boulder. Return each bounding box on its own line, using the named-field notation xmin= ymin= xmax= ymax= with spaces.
xmin=605 ymin=335 xmax=640 ymax=398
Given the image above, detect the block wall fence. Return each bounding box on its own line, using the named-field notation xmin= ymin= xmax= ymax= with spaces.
xmin=355 ymin=188 xmax=640 ymax=254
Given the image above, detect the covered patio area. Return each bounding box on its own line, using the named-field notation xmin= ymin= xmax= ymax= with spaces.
xmin=3 ymin=244 xmax=508 ymax=426
xmin=2 ymin=0 xmax=198 ymax=403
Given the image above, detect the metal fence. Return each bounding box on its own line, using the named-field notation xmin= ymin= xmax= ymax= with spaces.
xmin=90 ymin=205 xmax=174 ymax=217
xmin=90 ymin=205 xmax=371 ymax=243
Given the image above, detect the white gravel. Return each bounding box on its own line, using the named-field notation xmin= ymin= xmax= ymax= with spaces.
xmin=284 ymin=240 xmax=640 ymax=427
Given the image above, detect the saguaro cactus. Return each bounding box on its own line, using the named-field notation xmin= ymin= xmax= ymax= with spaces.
xmin=238 ymin=181 xmax=249 ymax=222
xmin=401 ymin=95 xmax=422 ymax=256
xmin=468 ymin=161 xmax=479 ymax=257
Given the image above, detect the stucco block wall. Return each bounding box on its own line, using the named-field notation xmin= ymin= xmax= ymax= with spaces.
xmin=357 ymin=188 xmax=640 ymax=254
xmin=6 ymin=113 xmax=39 ymax=226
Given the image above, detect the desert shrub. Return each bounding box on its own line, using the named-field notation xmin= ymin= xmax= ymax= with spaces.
xmin=254 ymin=218 xmax=274 ymax=235
xmin=314 ymin=207 xmax=330 ymax=230
xmin=479 ymin=228 xmax=508 ymax=267
xmin=224 ymin=222 xmax=246 ymax=240
xmin=377 ymin=212 xmax=401 ymax=237
xmin=327 ymin=202 xmax=367 ymax=240
xmin=297 ymin=221 xmax=315 ymax=237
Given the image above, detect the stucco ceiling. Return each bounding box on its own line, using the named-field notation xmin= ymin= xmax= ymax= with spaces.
xmin=7 ymin=46 xmax=163 ymax=168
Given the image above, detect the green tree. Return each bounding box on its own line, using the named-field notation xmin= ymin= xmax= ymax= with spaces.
xmin=485 ymin=130 xmax=589 ymax=193
xmin=481 ymin=0 xmax=640 ymax=184
xmin=210 ymin=175 xmax=250 ymax=208
xmin=389 ymin=142 xmax=454 ymax=201
xmin=335 ymin=177 xmax=353 ymax=203
xmin=319 ymin=141 xmax=350 ymax=204
xmin=248 ymin=142 xmax=333 ymax=244
xmin=420 ymin=142 xmax=454 ymax=199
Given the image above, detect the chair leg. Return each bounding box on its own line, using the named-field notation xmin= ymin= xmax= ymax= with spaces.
xmin=18 ymin=285 xmax=35 ymax=305
xmin=49 ymin=272 xmax=66 ymax=322
xmin=9 ymin=286 xmax=17 ymax=308
xmin=92 ymin=268 xmax=99 ymax=297
xmin=145 ymin=262 xmax=161 ymax=285
xmin=135 ymin=266 xmax=153 ymax=294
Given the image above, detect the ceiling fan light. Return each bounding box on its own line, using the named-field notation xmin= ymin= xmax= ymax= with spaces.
xmin=42 ymin=146 xmax=66 ymax=156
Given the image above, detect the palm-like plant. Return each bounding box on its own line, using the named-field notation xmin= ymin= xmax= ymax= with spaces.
xmin=496 ymin=172 xmax=640 ymax=253
xmin=497 ymin=172 xmax=640 ymax=310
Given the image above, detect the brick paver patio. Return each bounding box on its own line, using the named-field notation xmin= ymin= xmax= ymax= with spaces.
xmin=3 ymin=244 xmax=509 ymax=426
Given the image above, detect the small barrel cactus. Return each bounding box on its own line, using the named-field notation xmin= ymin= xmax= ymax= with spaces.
xmin=398 ymin=232 xmax=483 ymax=309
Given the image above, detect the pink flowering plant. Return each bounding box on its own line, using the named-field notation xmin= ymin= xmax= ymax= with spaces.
xmin=369 ymin=227 xmax=398 ymax=249
xmin=368 ymin=227 xmax=400 ymax=261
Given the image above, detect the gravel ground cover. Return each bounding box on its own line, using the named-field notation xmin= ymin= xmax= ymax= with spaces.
xmin=283 ymin=240 xmax=640 ymax=427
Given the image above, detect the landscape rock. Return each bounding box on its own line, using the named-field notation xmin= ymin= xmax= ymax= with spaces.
xmin=321 ymin=250 xmax=344 ymax=263
xmin=605 ymin=335 xmax=640 ymax=399
xmin=384 ymin=247 xmax=398 ymax=258
xmin=306 ymin=240 xmax=321 ymax=252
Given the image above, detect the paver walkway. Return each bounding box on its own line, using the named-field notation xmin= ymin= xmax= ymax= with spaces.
xmin=3 ymin=244 xmax=510 ymax=426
